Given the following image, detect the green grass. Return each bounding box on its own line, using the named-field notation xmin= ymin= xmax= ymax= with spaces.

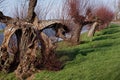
xmin=34 ymin=24 xmax=120 ymax=80
xmin=1 ymin=24 xmax=120 ymax=80
xmin=0 ymin=72 xmax=17 ymax=80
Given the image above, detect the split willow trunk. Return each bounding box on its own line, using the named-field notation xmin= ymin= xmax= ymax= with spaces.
xmin=0 ymin=20 xmax=62 ymax=79
xmin=0 ymin=0 xmax=64 ymax=79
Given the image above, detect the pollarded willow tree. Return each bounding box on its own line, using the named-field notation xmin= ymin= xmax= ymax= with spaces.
xmin=87 ymin=6 xmax=114 ymax=37
xmin=63 ymin=0 xmax=114 ymax=44
xmin=0 ymin=0 xmax=67 ymax=79
xmin=64 ymin=0 xmax=93 ymax=45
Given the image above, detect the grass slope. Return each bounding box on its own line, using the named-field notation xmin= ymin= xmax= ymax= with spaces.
xmin=0 ymin=24 xmax=120 ymax=80
xmin=34 ymin=24 xmax=120 ymax=80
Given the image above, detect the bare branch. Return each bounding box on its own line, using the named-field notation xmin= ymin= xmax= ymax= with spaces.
xmin=95 ymin=6 xmax=114 ymax=24
xmin=26 ymin=0 xmax=37 ymax=23
xmin=0 ymin=11 xmax=12 ymax=24
xmin=36 ymin=0 xmax=55 ymax=20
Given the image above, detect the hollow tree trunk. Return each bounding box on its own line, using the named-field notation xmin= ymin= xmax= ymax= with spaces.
xmin=0 ymin=24 xmax=19 ymax=72
xmin=0 ymin=20 xmax=62 ymax=79
xmin=14 ymin=0 xmax=39 ymax=79
xmin=15 ymin=26 xmax=39 ymax=79
xmin=87 ymin=22 xmax=99 ymax=37
xmin=0 ymin=22 xmax=40 ymax=79
xmin=0 ymin=0 xmax=62 ymax=79
xmin=70 ymin=23 xmax=83 ymax=45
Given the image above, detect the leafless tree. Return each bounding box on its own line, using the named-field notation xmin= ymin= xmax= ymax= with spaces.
xmin=64 ymin=0 xmax=92 ymax=45
xmin=0 ymin=0 xmax=65 ymax=79
xmin=87 ymin=6 xmax=114 ymax=37
xmin=12 ymin=0 xmax=28 ymax=19
xmin=36 ymin=0 xmax=55 ymax=20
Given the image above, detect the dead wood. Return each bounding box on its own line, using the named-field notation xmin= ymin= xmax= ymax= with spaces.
xmin=0 ymin=0 xmax=68 ymax=79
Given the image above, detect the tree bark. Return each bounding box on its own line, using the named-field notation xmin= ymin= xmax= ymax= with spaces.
xmin=26 ymin=0 xmax=37 ymax=23
xmin=54 ymin=23 xmax=68 ymax=40
xmin=70 ymin=23 xmax=83 ymax=45
xmin=38 ymin=32 xmax=62 ymax=71
xmin=87 ymin=22 xmax=99 ymax=37
xmin=0 ymin=24 xmax=19 ymax=72
xmin=15 ymin=25 xmax=39 ymax=79
xmin=0 ymin=11 xmax=13 ymax=24
xmin=0 ymin=0 xmax=62 ymax=79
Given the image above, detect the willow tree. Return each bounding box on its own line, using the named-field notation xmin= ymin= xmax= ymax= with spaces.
xmin=64 ymin=0 xmax=92 ymax=45
xmin=87 ymin=6 xmax=114 ymax=37
xmin=0 ymin=0 xmax=64 ymax=79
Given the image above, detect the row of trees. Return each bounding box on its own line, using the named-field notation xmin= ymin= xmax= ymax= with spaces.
xmin=61 ymin=0 xmax=114 ymax=44
xmin=0 ymin=0 xmax=115 ymax=79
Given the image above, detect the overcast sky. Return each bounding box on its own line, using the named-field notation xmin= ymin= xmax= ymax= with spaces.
xmin=0 ymin=0 xmax=117 ymax=19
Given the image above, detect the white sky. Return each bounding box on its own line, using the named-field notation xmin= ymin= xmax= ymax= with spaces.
xmin=0 ymin=0 xmax=117 ymax=19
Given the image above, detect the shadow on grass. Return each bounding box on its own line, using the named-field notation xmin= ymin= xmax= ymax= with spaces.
xmin=57 ymin=41 xmax=114 ymax=65
xmin=109 ymin=24 xmax=120 ymax=28
xmin=79 ymin=40 xmax=90 ymax=45
xmin=96 ymin=24 xmax=120 ymax=36
xmin=93 ymin=28 xmax=120 ymax=41
xmin=57 ymin=24 xmax=120 ymax=67
xmin=96 ymin=28 xmax=120 ymax=37
xmin=57 ymin=48 xmax=93 ymax=59
xmin=102 ymin=29 xmax=120 ymax=35
xmin=93 ymin=33 xmax=120 ymax=41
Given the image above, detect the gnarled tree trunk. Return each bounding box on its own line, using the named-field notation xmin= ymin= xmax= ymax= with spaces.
xmin=0 ymin=20 xmax=63 ymax=79
xmin=38 ymin=32 xmax=61 ymax=70
xmin=15 ymin=24 xmax=39 ymax=79
xmin=0 ymin=0 xmax=63 ymax=79
xmin=0 ymin=24 xmax=20 ymax=73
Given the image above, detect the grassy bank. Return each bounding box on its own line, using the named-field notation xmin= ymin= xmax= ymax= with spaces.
xmin=34 ymin=24 xmax=120 ymax=80
xmin=0 ymin=24 xmax=120 ymax=80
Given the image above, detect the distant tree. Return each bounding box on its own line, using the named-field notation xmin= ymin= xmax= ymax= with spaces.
xmin=117 ymin=0 xmax=120 ymax=20
xmin=64 ymin=0 xmax=93 ymax=45
xmin=114 ymin=0 xmax=120 ymax=20
xmin=87 ymin=6 xmax=114 ymax=37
